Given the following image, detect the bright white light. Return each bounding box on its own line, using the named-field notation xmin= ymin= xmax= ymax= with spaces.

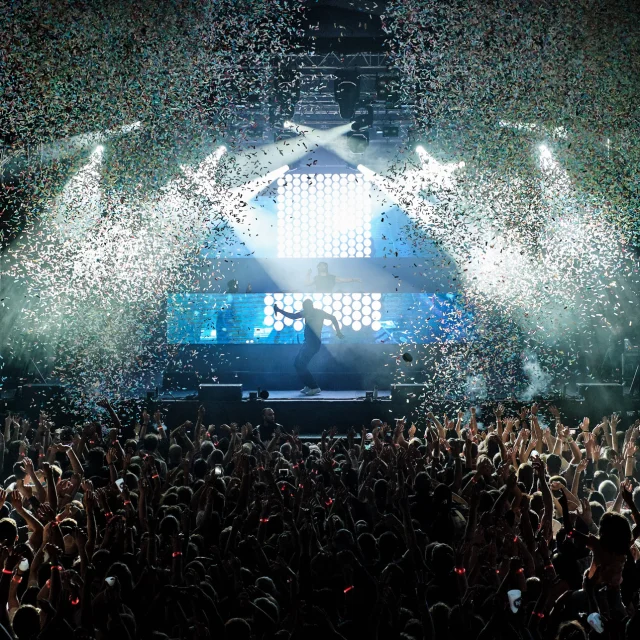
xmin=356 ymin=164 xmax=375 ymax=180
xmin=416 ymin=145 xmax=426 ymax=155
xmin=538 ymin=145 xmax=556 ymax=171
xmin=94 ymin=145 xmax=104 ymax=155
xmin=119 ymin=121 xmax=142 ymax=134
xmin=277 ymin=172 xmax=371 ymax=258
xmin=216 ymin=145 xmax=227 ymax=156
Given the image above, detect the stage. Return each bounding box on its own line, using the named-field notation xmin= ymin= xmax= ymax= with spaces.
xmin=150 ymin=386 xmax=640 ymax=434
xmin=156 ymin=388 xmax=396 ymax=432
xmin=3 ymin=382 xmax=639 ymax=435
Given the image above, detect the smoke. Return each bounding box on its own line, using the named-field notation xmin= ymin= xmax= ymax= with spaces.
xmin=520 ymin=352 xmax=552 ymax=401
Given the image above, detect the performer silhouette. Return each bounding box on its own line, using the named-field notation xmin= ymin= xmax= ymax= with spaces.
xmin=306 ymin=262 xmax=361 ymax=293
xmin=273 ymin=298 xmax=344 ymax=396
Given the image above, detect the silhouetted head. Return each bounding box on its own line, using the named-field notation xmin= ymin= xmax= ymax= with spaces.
xmin=317 ymin=262 xmax=329 ymax=275
xmin=302 ymin=299 xmax=314 ymax=312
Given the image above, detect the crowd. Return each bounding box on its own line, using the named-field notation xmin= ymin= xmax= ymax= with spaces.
xmin=0 ymin=400 xmax=638 ymax=640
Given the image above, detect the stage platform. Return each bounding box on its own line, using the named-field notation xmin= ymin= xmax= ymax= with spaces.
xmin=157 ymin=389 xmax=398 ymax=431
xmin=3 ymin=384 xmax=639 ymax=436
xmin=158 ymin=389 xmax=391 ymax=401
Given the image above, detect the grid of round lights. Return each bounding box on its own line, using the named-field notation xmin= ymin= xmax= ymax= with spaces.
xmin=263 ymin=293 xmax=382 ymax=332
xmin=276 ymin=173 xmax=372 ymax=258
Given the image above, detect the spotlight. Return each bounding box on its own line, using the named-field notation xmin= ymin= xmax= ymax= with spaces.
xmin=94 ymin=145 xmax=104 ymax=155
xmin=216 ymin=145 xmax=227 ymax=156
xmin=351 ymin=105 xmax=373 ymax=133
xmin=538 ymin=144 xmax=555 ymax=171
xmin=376 ymin=75 xmax=401 ymax=108
xmin=334 ymin=72 xmax=361 ymax=120
xmin=380 ymin=126 xmax=399 ymax=138
xmin=347 ymin=131 xmax=369 ymax=154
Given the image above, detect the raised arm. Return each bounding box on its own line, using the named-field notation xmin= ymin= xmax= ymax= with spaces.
xmin=273 ymin=305 xmax=303 ymax=320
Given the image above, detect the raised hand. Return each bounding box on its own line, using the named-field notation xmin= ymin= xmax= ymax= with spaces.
xmin=9 ymin=491 xmax=23 ymax=511
xmin=623 ymin=439 xmax=637 ymax=461
xmin=531 ymin=456 xmax=545 ymax=478
xmin=579 ymin=498 xmax=592 ymax=524
xmin=621 ymin=480 xmax=634 ymax=508
xmin=21 ymin=456 xmax=34 ymax=475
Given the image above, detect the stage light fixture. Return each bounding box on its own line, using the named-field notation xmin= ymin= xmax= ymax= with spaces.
xmin=351 ymin=105 xmax=374 ymax=132
xmin=376 ymin=74 xmax=402 ymax=108
xmin=334 ymin=72 xmax=361 ymax=120
xmin=381 ymin=126 xmax=400 ymax=138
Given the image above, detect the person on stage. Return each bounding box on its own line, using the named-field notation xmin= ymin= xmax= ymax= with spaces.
xmin=306 ymin=262 xmax=361 ymax=293
xmin=273 ymin=298 xmax=344 ymax=396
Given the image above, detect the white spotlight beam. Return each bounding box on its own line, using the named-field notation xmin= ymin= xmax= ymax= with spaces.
xmin=229 ymin=165 xmax=289 ymax=202
xmin=415 ymin=146 xmax=465 ymax=191
xmin=229 ymin=123 xmax=352 ymax=183
xmin=357 ymin=164 xmax=439 ymax=225
xmin=34 ymin=121 xmax=143 ymax=163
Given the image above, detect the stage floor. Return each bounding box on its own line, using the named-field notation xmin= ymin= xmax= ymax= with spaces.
xmin=159 ymin=389 xmax=391 ymax=401
xmin=245 ymin=389 xmax=391 ymax=401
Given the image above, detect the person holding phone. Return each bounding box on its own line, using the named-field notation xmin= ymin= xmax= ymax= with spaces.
xmin=273 ymin=298 xmax=345 ymax=396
